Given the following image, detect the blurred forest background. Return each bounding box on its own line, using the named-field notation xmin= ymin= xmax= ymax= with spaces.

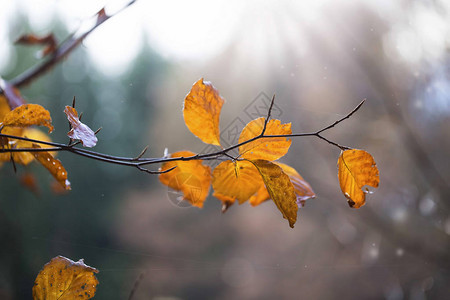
xmin=1 ymin=0 xmax=449 ymax=299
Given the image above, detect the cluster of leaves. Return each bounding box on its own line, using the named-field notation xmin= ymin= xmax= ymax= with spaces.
xmin=0 ymin=77 xmax=380 ymax=229
xmin=0 ymin=93 xmax=98 ymax=191
xmin=159 ymin=79 xmax=380 ymax=228
xmin=0 ymin=78 xmax=380 ymax=228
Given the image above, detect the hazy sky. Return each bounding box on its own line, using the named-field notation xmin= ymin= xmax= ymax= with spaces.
xmin=1 ymin=0 xmax=449 ymax=77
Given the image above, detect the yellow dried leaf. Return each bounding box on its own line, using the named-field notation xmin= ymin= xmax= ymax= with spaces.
xmin=0 ymin=128 xmax=54 ymax=165
xmin=32 ymin=144 xmax=71 ymax=190
xmin=275 ymin=163 xmax=315 ymax=206
xmin=23 ymin=128 xmax=55 ymax=155
xmin=251 ymin=159 xmax=298 ymax=228
xmin=337 ymin=149 xmax=379 ymax=208
xmin=0 ymin=103 xmax=54 ymax=133
xmin=0 ymin=127 xmax=27 ymax=163
xmin=159 ymin=150 xmax=211 ymax=208
xmin=10 ymin=137 xmax=34 ymax=165
xmin=249 ymin=163 xmax=315 ymax=207
xmin=248 ymin=184 xmax=269 ymax=206
xmin=0 ymin=95 xmax=10 ymax=121
xmin=33 ymin=256 xmax=98 ymax=300
xmin=212 ymin=160 xmax=264 ymax=204
xmin=183 ymin=78 xmax=224 ymax=146
xmin=238 ymin=118 xmax=291 ymax=161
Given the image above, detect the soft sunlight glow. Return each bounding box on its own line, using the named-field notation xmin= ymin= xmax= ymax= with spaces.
xmin=82 ymin=6 xmax=144 ymax=77
xmin=139 ymin=0 xmax=244 ymax=60
xmin=1 ymin=0 xmax=448 ymax=76
xmin=382 ymin=2 xmax=450 ymax=65
xmin=1 ymin=0 xmax=334 ymax=75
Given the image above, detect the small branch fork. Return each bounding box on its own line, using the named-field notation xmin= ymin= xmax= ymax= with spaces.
xmin=0 ymin=98 xmax=365 ymax=174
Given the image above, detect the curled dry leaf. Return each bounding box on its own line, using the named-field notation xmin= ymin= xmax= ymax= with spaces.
xmin=64 ymin=106 xmax=98 ymax=147
xmin=238 ymin=118 xmax=292 ymax=161
xmin=250 ymin=162 xmax=315 ymax=207
xmin=212 ymin=160 xmax=264 ymax=205
xmin=159 ymin=151 xmax=211 ymax=208
xmin=337 ymin=149 xmax=379 ymax=208
xmin=16 ymin=33 xmax=57 ymax=57
xmin=251 ymin=159 xmax=298 ymax=228
xmin=32 ymin=144 xmax=71 ymax=190
xmin=32 ymin=255 xmax=99 ymax=300
xmin=0 ymin=104 xmax=54 ymax=133
xmin=183 ymin=78 xmax=224 ymax=146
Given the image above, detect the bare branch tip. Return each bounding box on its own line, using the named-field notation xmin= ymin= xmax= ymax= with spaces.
xmin=356 ymin=98 xmax=366 ymax=110
xmin=151 ymin=165 xmax=176 ymax=175
xmin=94 ymin=127 xmax=102 ymax=135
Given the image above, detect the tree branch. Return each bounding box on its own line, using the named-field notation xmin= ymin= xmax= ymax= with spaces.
xmin=0 ymin=99 xmax=364 ymax=172
xmin=0 ymin=0 xmax=138 ymax=108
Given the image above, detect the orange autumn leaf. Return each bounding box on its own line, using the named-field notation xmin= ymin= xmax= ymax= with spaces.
xmin=251 ymin=159 xmax=298 ymax=228
xmin=0 ymin=128 xmax=54 ymax=166
xmin=0 ymin=135 xmax=7 ymax=164
xmin=64 ymin=106 xmax=98 ymax=147
xmin=51 ymin=179 xmax=70 ymax=195
xmin=159 ymin=150 xmax=211 ymax=208
xmin=183 ymin=78 xmax=224 ymax=146
xmin=20 ymin=172 xmax=40 ymax=196
xmin=32 ymin=256 xmax=99 ymax=300
xmin=275 ymin=163 xmax=315 ymax=206
xmin=0 ymin=127 xmax=27 ymax=164
xmin=212 ymin=160 xmax=264 ymax=204
xmin=238 ymin=118 xmax=292 ymax=161
xmin=32 ymin=144 xmax=71 ymax=190
xmin=249 ymin=162 xmax=315 ymax=207
xmin=248 ymin=184 xmax=269 ymax=207
xmin=213 ymin=192 xmax=236 ymax=213
xmin=23 ymin=128 xmax=55 ymax=156
xmin=0 ymin=95 xmax=10 ymax=120
xmin=0 ymin=104 xmax=54 ymax=133
xmin=337 ymin=149 xmax=380 ymax=208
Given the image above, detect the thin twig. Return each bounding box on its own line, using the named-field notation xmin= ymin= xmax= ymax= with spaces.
xmin=133 ymin=146 xmax=149 ymax=161
xmin=261 ymin=94 xmax=276 ymax=135
xmin=128 ymin=271 xmax=146 ymax=300
xmin=0 ymin=99 xmax=364 ymax=172
xmin=316 ymin=99 xmax=365 ymax=134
